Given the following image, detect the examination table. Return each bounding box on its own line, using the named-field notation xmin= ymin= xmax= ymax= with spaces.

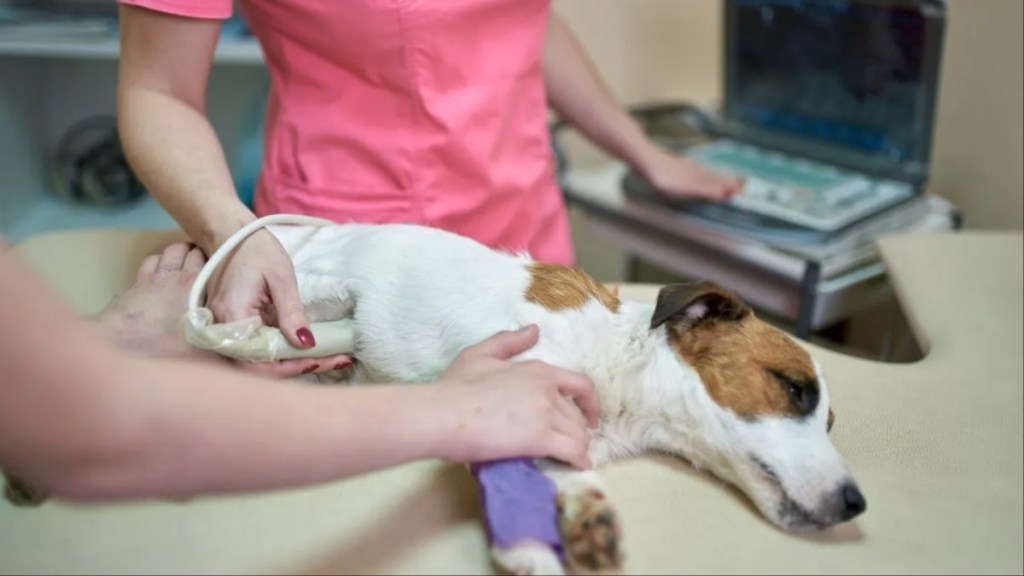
xmin=1 ymin=228 xmax=1021 ymax=575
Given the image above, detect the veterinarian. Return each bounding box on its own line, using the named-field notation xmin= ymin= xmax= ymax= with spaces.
xmin=114 ymin=1 xmax=742 ymax=377
xmin=0 ymin=240 xmax=598 ymax=503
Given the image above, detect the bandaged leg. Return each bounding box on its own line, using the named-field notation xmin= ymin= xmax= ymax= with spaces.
xmin=473 ymin=458 xmax=566 ymax=575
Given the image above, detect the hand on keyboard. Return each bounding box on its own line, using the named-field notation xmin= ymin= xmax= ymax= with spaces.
xmin=638 ymin=146 xmax=745 ymax=202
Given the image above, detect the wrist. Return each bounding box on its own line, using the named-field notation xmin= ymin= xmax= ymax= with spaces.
xmin=413 ymin=384 xmax=473 ymax=463
xmin=364 ymin=385 xmax=462 ymax=464
xmin=628 ymin=135 xmax=669 ymax=181
xmin=590 ymin=111 xmax=665 ymax=178
xmin=198 ymin=205 xmax=258 ymax=255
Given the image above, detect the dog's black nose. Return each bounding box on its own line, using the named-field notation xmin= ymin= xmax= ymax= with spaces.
xmin=840 ymin=482 xmax=866 ymax=520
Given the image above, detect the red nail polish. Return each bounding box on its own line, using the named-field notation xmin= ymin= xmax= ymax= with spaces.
xmin=334 ymin=360 xmax=352 ymax=370
xmin=296 ymin=327 xmax=316 ymax=348
xmin=301 ymin=364 xmax=320 ymax=374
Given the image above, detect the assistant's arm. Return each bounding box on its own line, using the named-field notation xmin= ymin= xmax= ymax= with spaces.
xmin=542 ymin=13 xmax=741 ymax=200
xmin=542 ymin=13 xmax=662 ymax=177
xmin=0 ymin=243 xmax=455 ymax=502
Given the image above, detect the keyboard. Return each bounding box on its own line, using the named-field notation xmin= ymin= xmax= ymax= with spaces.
xmin=684 ymin=140 xmax=916 ymax=232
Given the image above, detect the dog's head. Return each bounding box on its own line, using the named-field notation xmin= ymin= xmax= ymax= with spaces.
xmin=647 ymin=281 xmax=865 ymax=531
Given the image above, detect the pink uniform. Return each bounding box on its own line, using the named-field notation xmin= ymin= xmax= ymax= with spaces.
xmin=119 ymin=0 xmax=576 ymax=265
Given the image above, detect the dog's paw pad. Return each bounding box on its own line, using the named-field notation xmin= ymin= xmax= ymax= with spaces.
xmin=559 ymin=489 xmax=623 ymax=574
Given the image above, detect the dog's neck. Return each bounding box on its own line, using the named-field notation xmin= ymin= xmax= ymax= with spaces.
xmin=581 ymin=300 xmax=714 ymax=467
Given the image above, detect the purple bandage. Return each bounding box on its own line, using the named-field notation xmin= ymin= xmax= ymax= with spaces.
xmin=470 ymin=458 xmax=564 ymax=559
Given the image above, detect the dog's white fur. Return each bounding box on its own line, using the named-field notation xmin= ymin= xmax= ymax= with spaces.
xmin=265 ymin=222 xmax=863 ymax=575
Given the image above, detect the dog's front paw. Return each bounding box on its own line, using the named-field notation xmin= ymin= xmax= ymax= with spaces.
xmin=491 ymin=542 xmax=566 ymax=576
xmin=558 ymin=489 xmax=623 ymax=575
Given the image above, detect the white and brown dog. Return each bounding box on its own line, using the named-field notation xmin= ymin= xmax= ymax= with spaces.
xmin=262 ymin=221 xmax=866 ymax=575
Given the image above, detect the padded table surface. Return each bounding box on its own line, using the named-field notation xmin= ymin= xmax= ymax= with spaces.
xmin=1 ymin=228 xmax=1021 ymax=575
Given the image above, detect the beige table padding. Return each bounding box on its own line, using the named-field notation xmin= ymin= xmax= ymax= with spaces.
xmin=1 ymin=228 xmax=1021 ymax=575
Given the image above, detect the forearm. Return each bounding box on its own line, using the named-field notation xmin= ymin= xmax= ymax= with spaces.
xmin=116 ymin=4 xmax=254 ymax=254
xmin=3 ymin=336 xmax=453 ymax=503
xmin=55 ymin=359 xmax=450 ymax=501
xmin=117 ymin=87 xmax=255 ymax=254
xmin=542 ymin=14 xmax=660 ymax=172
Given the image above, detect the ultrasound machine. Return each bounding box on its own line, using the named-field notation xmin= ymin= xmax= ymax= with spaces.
xmin=622 ymin=0 xmax=948 ymax=245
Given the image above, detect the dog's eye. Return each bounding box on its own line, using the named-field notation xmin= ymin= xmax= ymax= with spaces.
xmin=771 ymin=370 xmax=818 ymax=415
xmin=787 ymin=382 xmax=803 ymax=404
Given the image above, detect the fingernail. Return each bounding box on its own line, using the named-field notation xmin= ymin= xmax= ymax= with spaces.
xmin=334 ymin=360 xmax=352 ymax=370
xmin=301 ymin=364 xmax=320 ymax=374
xmin=296 ymin=327 xmax=316 ymax=348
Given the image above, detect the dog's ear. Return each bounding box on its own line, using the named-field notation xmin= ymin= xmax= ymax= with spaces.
xmin=650 ymin=281 xmax=750 ymax=330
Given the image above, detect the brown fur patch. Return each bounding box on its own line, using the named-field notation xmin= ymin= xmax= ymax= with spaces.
xmin=525 ymin=262 xmax=620 ymax=313
xmin=667 ymin=312 xmax=818 ymax=419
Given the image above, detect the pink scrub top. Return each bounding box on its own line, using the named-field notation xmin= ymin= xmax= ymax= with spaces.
xmin=119 ymin=0 xmax=576 ymax=265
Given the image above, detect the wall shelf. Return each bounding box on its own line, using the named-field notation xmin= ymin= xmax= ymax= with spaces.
xmin=6 ymin=191 xmax=178 ymax=245
xmin=0 ymin=22 xmax=268 ymax=243
xmin=0 ymin=34 xmax=264 ymax=64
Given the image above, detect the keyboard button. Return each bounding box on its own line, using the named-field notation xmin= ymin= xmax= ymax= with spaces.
xmin=742 ymin=178 xmax=771 ymax=199
xmin=823 ymin=178 xmax=871 ymax=206
xmin=771 ymin=187 xmax=794 ymax=203
xmin=876 ymin=180 xmax=913 ymax=199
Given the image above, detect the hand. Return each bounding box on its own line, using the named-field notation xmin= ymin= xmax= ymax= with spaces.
xmin=205 ymin=229 xmax=353 ymax=377
xmin=638 ymin=145 xmax=744 ymax=202
xmin=435 ymin=325 xmax=599 ymax=469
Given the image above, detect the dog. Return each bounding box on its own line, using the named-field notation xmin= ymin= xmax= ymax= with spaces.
xmin=262 ymin=221 xmax=866 ymax=575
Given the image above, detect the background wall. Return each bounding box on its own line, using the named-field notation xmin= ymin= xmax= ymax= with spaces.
xmin=927 ymin=0 xmax=1023 ymax=231
xmin=553 ymin=0 xmax=1024 ymax=233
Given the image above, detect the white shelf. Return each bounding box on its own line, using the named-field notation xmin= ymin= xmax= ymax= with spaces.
xmin=5 ymin=192 xmax=178 ymax=245
xmin=0 ymin=35 xmax=265 ymax=64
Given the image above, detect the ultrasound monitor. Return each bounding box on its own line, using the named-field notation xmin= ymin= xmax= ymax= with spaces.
xmin=719 ymin=0 xmax=947 ymax=184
